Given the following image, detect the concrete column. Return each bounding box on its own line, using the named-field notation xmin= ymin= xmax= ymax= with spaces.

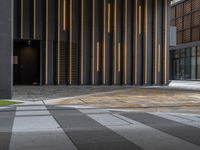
xmin=137 ymin=0 xmax=143 ymax=85
xmin=157 ymin=0 xmax=163 ymax=85
xmin=0 ymin=0 xmax=13 ymax=99
xmin=166 ymin=0 xmax=171 ymax=84
xmin=146 ymin=0 xmax=153 ymax=85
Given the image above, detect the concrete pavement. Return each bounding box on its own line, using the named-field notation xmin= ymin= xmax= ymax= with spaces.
xmin=0 ymin=102 xmax=200 ymax=150
xmin=1 ymin=86 xmax=199 ymax=149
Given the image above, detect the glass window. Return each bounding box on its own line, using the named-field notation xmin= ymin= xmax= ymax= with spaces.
xmin=185 ymin=56 xmax=191 ymax=79
xmin=180 ymin=57 xmax=185 ymax=80
xmin=173 ymin=59 xmax=180 ymax=80
xmin=171 ymin=47 xmax=200 ymax=80
xmin=197 ymin=47 xmax=200 ymax=56
xmin=191 ymin=56 xmax=197 ymax=80
xmin=197 ymin=55 xmax=200 ymax=80
xmin=191 ymin=47 xmax=196 ymax=56
xmin=180 ymin=49 xmax=185 ymax=58
xmin=186 ymin=48 xmax=191 ymax=57
xmin=174 ymin=50 xmax=180 ymax=58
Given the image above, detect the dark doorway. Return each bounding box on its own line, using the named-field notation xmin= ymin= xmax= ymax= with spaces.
xmin=14 ymin=40 xmax=40 ymax=85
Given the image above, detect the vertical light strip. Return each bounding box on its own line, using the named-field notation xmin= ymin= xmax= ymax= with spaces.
xmin=33 ymin=0 xmax=37 ymax=39
xmin=45 ymin=0 xmax=49 ymax=85
xmin=144 ymin=0 xmax=148 ymax=85
xmin=118 ymin=43 xmax=121 ymax=72
xmin=92 ymin=0 xmax=95 ymax=84
xmin=113 ymin=0 xmax=117 ymax=84
xmin=158 ymin=44 xmax=161 ymax=73
xmin=57 ymin=0 xmax=61 ymax=84
xmin=134 ymin=0 xmax=138 ymax=85
xmin=97 ymin=42 xmax=100 ymax=72
xmin=81 ymin=0 xmax=84 ymax=84
xmin=108 ymin=3 xmax=111 ymax=33
xmin=139 ymin=6 xmax=141 ymax=34
xmin=21 ymin=0 xmax=23 ymax=39
xmin=63 ymin=0 xmax=66 ymax=31
xmin=102 ymin=0 xmax=106 ymax=84
xmin=163 ymin=0 xmax=168 ymax=84
xmin=154 ymin=0 xmax=158 ymax=85
xmin=123 ymin=0 xmax=127 ymax=85
xmin=69 ymin=0 xmax=72 ymax=84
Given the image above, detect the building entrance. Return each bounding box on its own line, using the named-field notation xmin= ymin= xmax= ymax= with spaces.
xmin=14 ymin=40 xmax=40 ymax=85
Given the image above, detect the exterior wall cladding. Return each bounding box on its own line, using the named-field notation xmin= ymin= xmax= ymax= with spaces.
xmin=13 ymin=0 xmax=171 ymax=86
xmin=170 ymin=0 xmax=200 ymax=81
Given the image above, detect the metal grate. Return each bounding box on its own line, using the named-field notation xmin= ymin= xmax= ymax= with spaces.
xmin=192 ymin=0 xmax=200 ymax=11
xmin=192 ymin=11 xmax=200 ymax=27
xmin=183 ymin=29 xmax=191 ymax=43
xmin=192 ymin=27 xmax=200 ymax=41
xmin=177 ymin=31 xmax=183 ymax=44
xmin=176 ymin=17 xmax=183 ymax=31
xmin=183 ymin=15 xmax=191 ymax=29
xmin=55 ymin=41 xmax=67 ymax=84
xmin=184 ymin=0 xmax=191 ymax=15
xmin=176 ymin=3 xmax=183 ymax=17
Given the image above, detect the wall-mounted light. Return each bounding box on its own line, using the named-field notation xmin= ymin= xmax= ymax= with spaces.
xmin=27 ymin=40 xmax=31 ymax=45
xmin=21 ymin=0 xmax=24 ymax=39
xmin=108 ymin=3 xmax=110 ymax=33
xmin=97 ymin=42 xmax=100 ymax=72
xmin=92 ymin=0 xmax=95 ymax=84
xmin=113 ymin=0 xmax=117 ymax=84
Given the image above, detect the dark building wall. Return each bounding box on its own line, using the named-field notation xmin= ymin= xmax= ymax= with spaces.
xmin=0 ymin=0 xmax=13 ymax=99
xmin=12 ymin=0 xmax=171 ymax=86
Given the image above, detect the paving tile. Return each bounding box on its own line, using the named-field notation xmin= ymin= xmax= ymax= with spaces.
xmin=89 ymin=114 xmax=130 ymax=126
xmin=17 ymin=106 xmax=46 ymax=111
xmin=94 ymin=114 xmax=200 ymax=150
xmin=9 ymin=130 xmax=77 ymax=150
xmin=12 ymin=116 xmax=60 ymax=131
xmin=0 ymin=108 xmax=15 ymax=150
xmin=48 ymin=106 xmax=143 ymax=150
xmin=151 ymin=112 xmax=200 ymax=129
xmin=79 ymin=109 xmax=110 ymax=114
xmin=16 ymin=110 xmax=50 ymax=116
xmin=121 ymin=112 xmax=200 ymax=146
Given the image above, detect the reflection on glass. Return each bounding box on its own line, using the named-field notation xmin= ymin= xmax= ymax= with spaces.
xmin=197 ymin=56 xmax=200 ymax=80
xmin=191 ymin=56 xmax=196 ymax=80
xmin=191 ymin=47 xmax=196 ymax=56
xmin=197 ymin=47 xmax=200 ymax=80
xmin=171 ymin=46 xmax=200 ymax=80
xmin=185 ymin=56 xmax=191 ymax=79
xmin=180 ymin=58 xmax=185 ymax=79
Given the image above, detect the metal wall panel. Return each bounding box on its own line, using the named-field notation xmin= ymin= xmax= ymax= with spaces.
xmin=13 ymin=0 xmax=170 ymax=86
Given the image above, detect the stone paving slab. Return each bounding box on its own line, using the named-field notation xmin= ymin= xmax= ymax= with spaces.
xmin=89 ymin=114 xmax=130 ymax=126
xmin=2 ymin=102 xmax=200 ymax=150
xmin=10 ymin=105 xmax=77 ymax=150
xmin=48 ymin=106 xmax=144 ymax=150
xmin=16 ymin=110 xmax=50 ymax=116
xmin=0 ymin=108 xmax=15 ymax=150
xmin=9 ymin=131 xmax=77 ymax=150
xmin=121 ymin=112 xmax=200 ymax=146
xmin=93 ymin=114 xmax=200 ymax=150
xmin=151 ymin=112 xmax=200 ymax=129
xmin=79 ymin=109 xmax=110 ymax=114
xmin=17 ymin=106 xmax=46 ymax=111
xmin=13 ymin=116 xmax=60 ymax=132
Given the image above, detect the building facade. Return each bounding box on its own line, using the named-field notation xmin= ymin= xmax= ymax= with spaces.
xmin=170 ymin=0 xmax=200 ymax=80
xmin=0 ymin=0 xmax=171 ymax=99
